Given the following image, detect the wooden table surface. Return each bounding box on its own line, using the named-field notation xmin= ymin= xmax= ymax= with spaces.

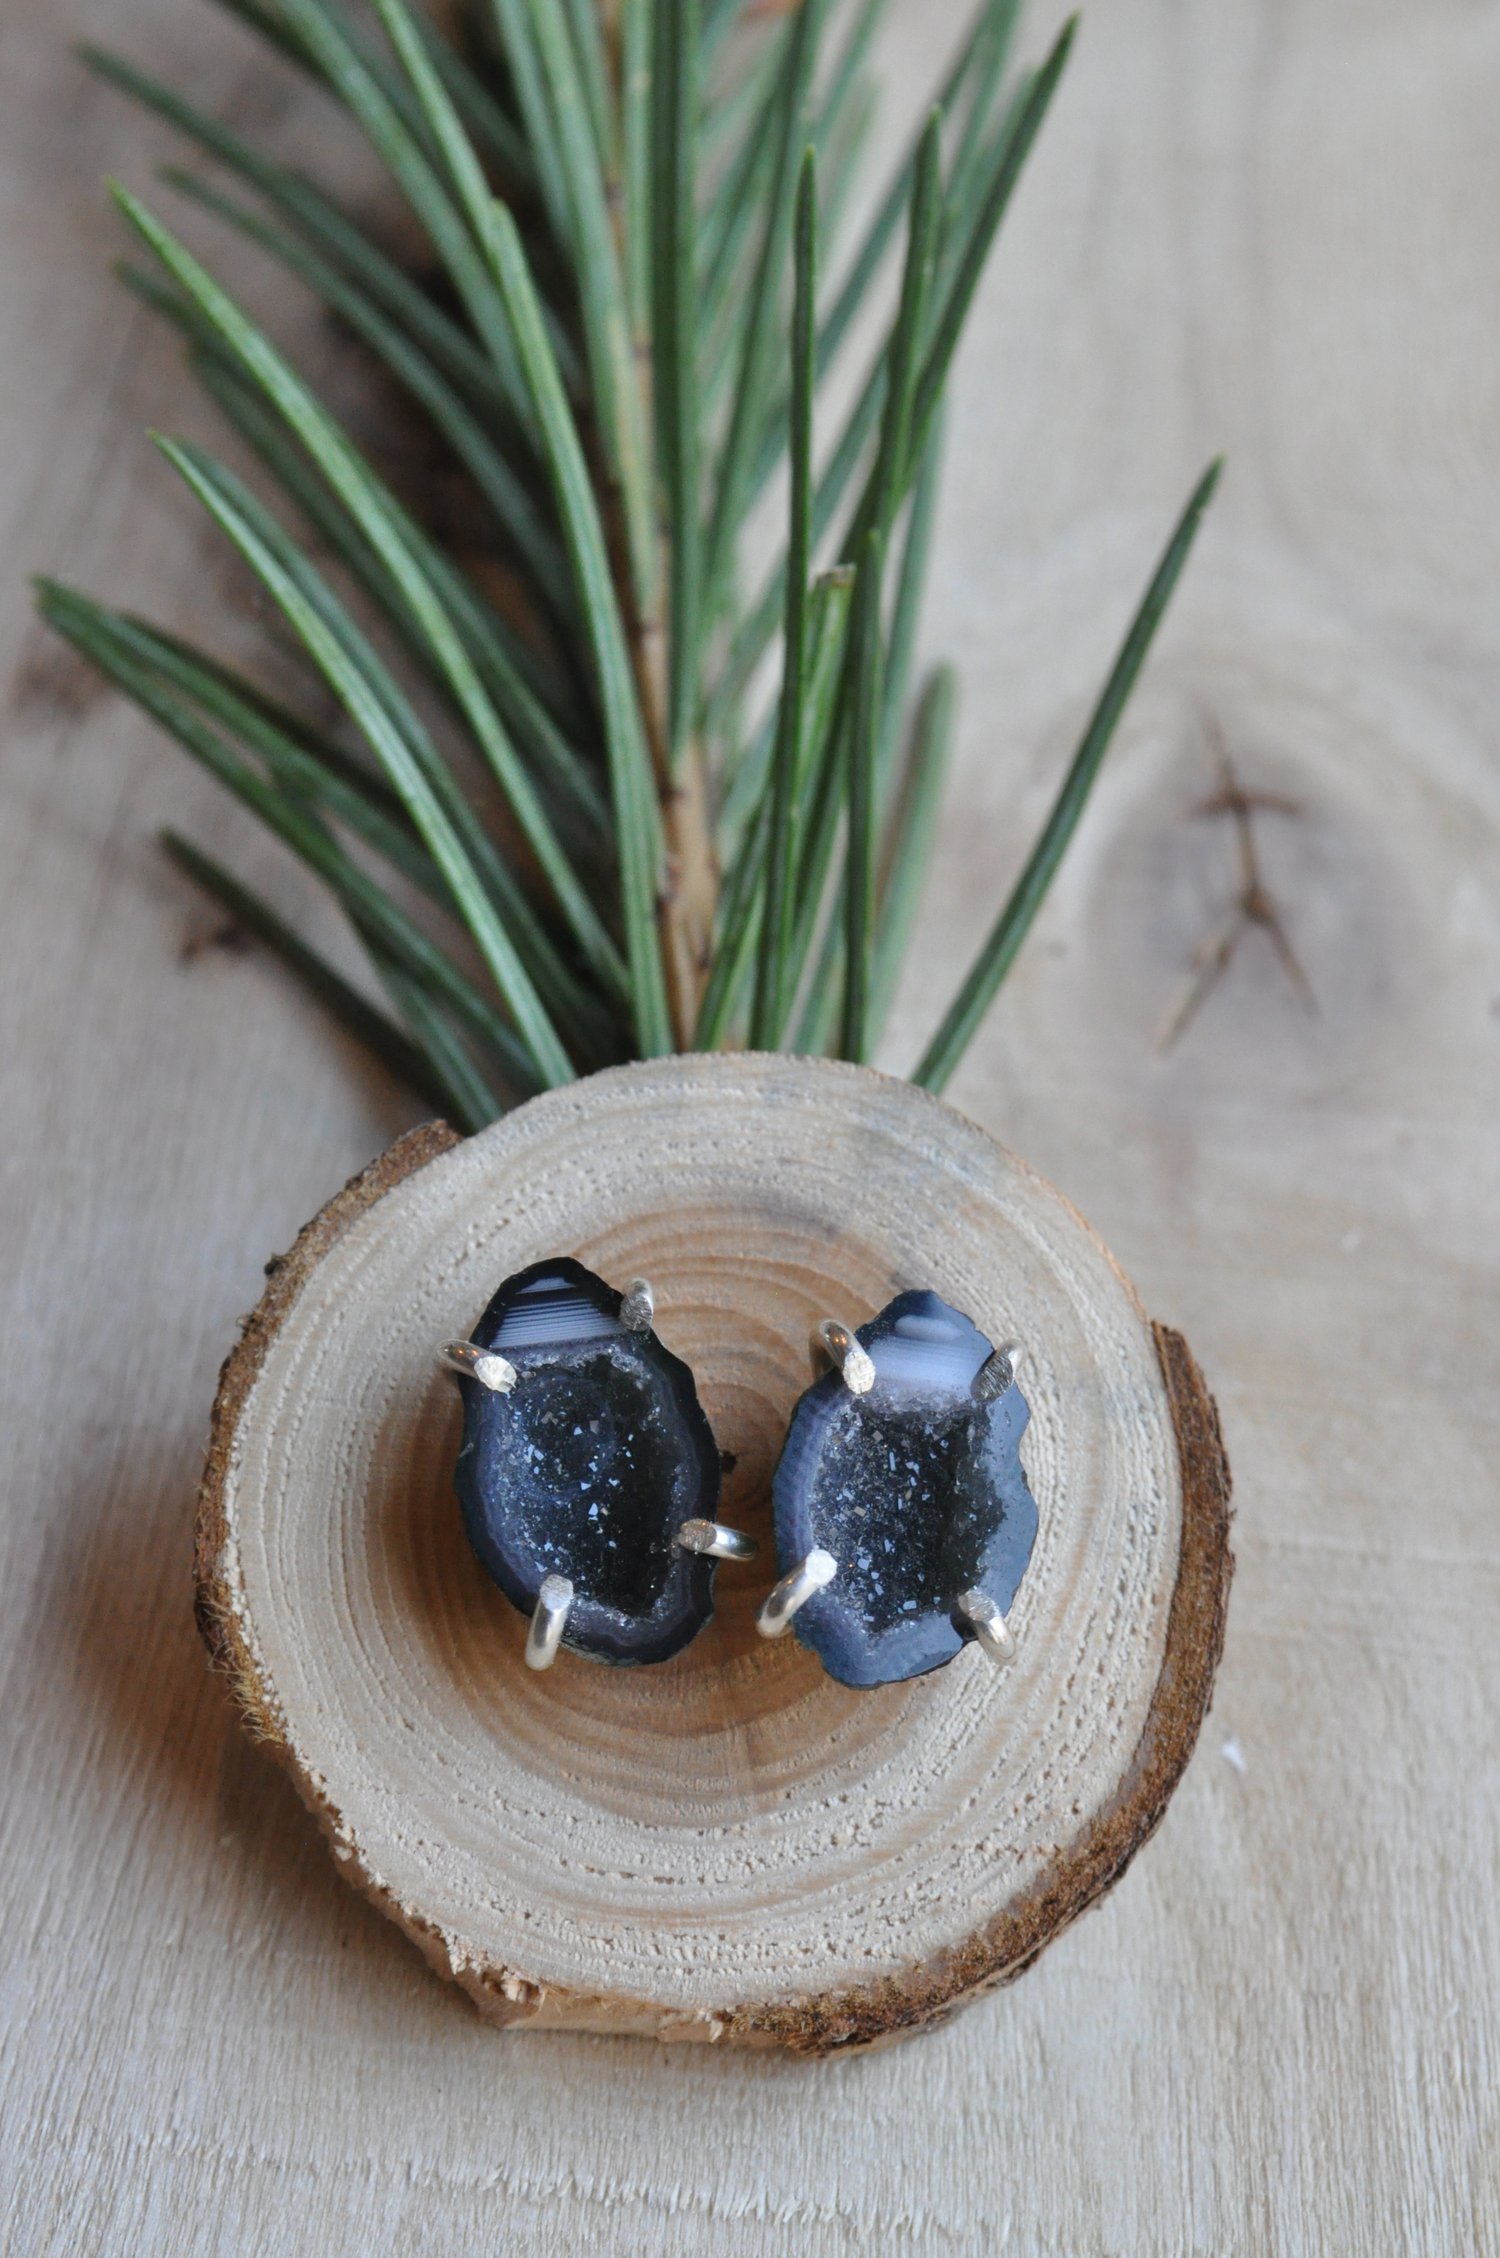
xmin=4 ymin=1 xmax=1497 ymax=2250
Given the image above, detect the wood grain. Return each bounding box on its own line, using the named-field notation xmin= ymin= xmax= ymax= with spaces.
xmin=194 ymin=1059 xmax=1229 ymax=2051
xmin=3 ymin=0 xmax=1498 ymax=2247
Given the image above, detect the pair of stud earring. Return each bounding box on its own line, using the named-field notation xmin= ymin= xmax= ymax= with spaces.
xmin=437 ymin=1258 xmax=1039 ymax=1691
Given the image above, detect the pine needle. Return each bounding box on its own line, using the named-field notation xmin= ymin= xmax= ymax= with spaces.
xmin=751 ymin=152 xmax=818 ymax=1051
xmin=914 ymin=459 xmax=1224 ymax=1091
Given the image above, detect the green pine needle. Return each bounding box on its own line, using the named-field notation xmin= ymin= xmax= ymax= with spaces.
xmin=914 ymin=457 xmax=1224 ymax=1092
xmin=652 ymin=0 xmax=704 ymax=766
xmin=838 ymin=524 xmax=886 ymax=1063
xmin=486 ymin=199 xmax=673 ymax=1058
xmin=751 ymin=150 xmax=818 ymax=1051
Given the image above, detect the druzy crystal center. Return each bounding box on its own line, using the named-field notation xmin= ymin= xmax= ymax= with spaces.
xmin=481 ymin=1350 xmax=688 ymax=1616
xmin=802 ymin=1394 xmax=1004 ymax=1632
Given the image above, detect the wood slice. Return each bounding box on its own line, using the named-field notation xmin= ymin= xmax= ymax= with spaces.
xmin=195 ymin=1055 xmax=1232 ymax=2055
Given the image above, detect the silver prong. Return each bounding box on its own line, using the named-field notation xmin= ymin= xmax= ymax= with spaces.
xmin=439 ymin=1340 xmax=518 ymax=1394
xmin=972 ymin=1342 xmax=1021 ymax=1404
xmin=813 ymin=1318 xmax=875 ymax=1396
xmin=954 ymin=1588 xmax=1017 ymax=1667
xmin=676 ymin=1518 xmax=759 ymax=1562
xmin=525 ymin=1573 xmax=574 ymax=1670
xmin=620 ymin=1277 xmax=655 ymax=1332
xmin=756 ymin=1548 xmax=838 ymax=1639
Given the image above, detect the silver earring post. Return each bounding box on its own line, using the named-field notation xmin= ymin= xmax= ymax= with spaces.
xmin=972 ymin=1342 xmax=1021 ymax=1404
xmin=525 ymin=1573 xmax=574 ymax=1670
xmin=676 ymin=1518 xmax=758 ymax=1562
xmin=812 ymin=1318 xmax=875 ymax=1396
xmin=439 ymin=1340 xmax=518 ymax=1394
xmin=954 ymin=1588 xmax=1017 ymax=1667
xmin=757 ymin=1549 xmax=838 ymax=1638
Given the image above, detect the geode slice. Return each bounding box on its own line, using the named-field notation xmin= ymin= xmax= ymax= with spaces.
xmin=772 ymin=1289 xmax=1039 ymax=1688
xmin=452 ymin=1258 xmax=721 ymax=1665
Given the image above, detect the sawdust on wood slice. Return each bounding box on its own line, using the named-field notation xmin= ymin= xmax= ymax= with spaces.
xmin=194 ymin=1055 xmax=1232 ymax=2055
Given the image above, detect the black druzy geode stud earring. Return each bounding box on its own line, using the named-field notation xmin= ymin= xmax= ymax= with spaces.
xmin=438 ymin=1258 xmax=755 ymax=1668
xmin=756 ymin=1291 xmax=1039 ymax=1689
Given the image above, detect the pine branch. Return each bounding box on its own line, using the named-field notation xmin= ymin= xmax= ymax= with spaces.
xmin=47 ymin=0 xmax=1218 ymax=1124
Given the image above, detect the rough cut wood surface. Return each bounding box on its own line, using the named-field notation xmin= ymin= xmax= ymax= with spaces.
xmin=4 ymin=0 xmax=1498 ymax=2247
xmin=194 ymin=1059 xmax=1230 ymax=2051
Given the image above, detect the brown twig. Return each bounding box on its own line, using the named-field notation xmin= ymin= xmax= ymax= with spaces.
xmin=659 ymin=753 xmax=719 ymax=1046
xmin=621 ymin=558 xmax=718 ymax=1052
